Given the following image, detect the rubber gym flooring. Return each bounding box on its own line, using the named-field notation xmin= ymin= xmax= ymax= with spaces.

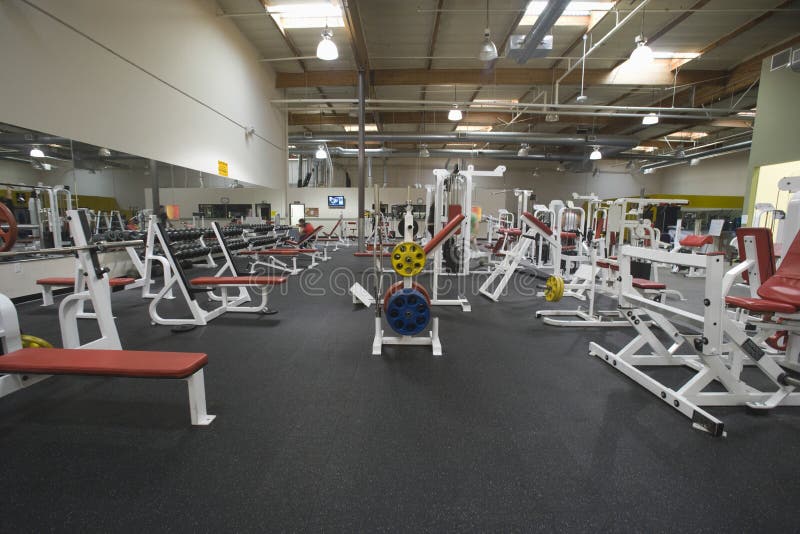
xmin=3 ymin=248 xmax=800 ymax=532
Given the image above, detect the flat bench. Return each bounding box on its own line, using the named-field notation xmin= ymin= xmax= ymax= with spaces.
xmin=0 ymin=348 xmax=215 ymax=425
xmin=37 ymin=277 xmax=137 ymax=306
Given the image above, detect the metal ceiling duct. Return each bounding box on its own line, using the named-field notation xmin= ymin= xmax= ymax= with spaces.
xmin=512 ymin=0 xmax=570 ymax=64
xmin=639 ymin=140 xmax=752 ymax=173
xmin=289 ymin=132 xmax=639 ymax=149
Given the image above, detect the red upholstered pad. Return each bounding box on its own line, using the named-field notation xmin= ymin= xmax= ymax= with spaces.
xmin=190 ymin=276 xmax=288 ymax=286
xmin=632 ymin=278 xmax=666 ymax=290
xmin=36 ymin=277 xmax=74 ymax=286
xmin=423 ymin=214 xmax=466 ymax=254
xmin=596 ymin=261 xmax=611 ymax=269
xmin=498 ymin=228 xmax=522 ymax=236
xmin=0 ymin=348 xmax=207 ymax=378
xmin=560 ymin=232 xmax=577 ymax=240
xmin=736 ymin=227 xmax=776 ymax=284
xmin=725 ymin=296 xmax=797 ymax=314
xmin=680 ymin=234 xmax=713 ymax=247
xmin=37 ymin=277 xmax=136 ymax=287
xmin=757 ymin=229 xmax=800 ymax=306
xmin=522 ymin=212 xmax=553 ymax=235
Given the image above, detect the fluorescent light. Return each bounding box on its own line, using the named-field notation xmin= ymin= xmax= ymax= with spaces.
xmin=267 ymin=2 xmax=344 ymax=30
xmin=478 ymin=29 xmax=498 ymax=61
xmin=666 ymin=131 xmax=708 ymax=140
xmin=316 ymin=26 xmax=338 ymax=61
xmin=455 ymin=125 xmax=492 ymax=132
xmin=472 ymin=99 xmax=518 ymax=105
xmin=29 ymin=148 xmax=44 ymax=158
xmin=315 ymin=145 xmax=327 ymax=159
xmin=643 ymin=167 xmax=655 ymax=174
xmin=642 ymin=112 xmax=659 ymax=125
xmin=737 ymin=109 xmax=757 ymax=117
xmin=632 ymin=145 xmax=657 ymax=152
xmin=343 ymin=124 xmax=378 ymax=132
xmin=629 ymin=35 xmax=654 ymax=66
xmin=448 ymin=105 xmax=463 ymax=121
xmin=522 ymin=1 xmax=614 ymax=19
xmin=589 ymin=147 xmax=602 ymax=160
xmin=288 ymin=145 xmax=297 ymax=149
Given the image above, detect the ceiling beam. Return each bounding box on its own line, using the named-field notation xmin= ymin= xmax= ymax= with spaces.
xmin=548 ymin=0 xmax=624 ymax=70
xmin=695 ymin=0 xmax=797 ymax=58
xmin=425 ymin=0 xmax=445 ymax=71
xmin=276 ymin=67 xmax=722 ymax=88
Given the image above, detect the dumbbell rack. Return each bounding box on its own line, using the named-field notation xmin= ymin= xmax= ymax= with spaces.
xmin=372 ymin=206 xmax=441 ymax=356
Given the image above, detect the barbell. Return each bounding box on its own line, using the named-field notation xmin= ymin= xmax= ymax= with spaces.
xmin=0 ymin=239 xmax=144 ymax=259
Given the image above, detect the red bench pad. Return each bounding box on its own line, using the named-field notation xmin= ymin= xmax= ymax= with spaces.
xmin=37 ymin=277 xmax=136 ymax=287
xmin=522 ymin=212 xmax=553 ymax=236
xmin=498 ymin=228 xmax=522 ymax=236
xmin=680 ymin=234 xmax=713 ymax=247
xmin=725 ymin=296 xmax=797 ymax=314
xmin=190 ymin=276 xmax=288 ymax=286
xmin=0 ymin=348 xmax=207 ymax=379
xmin=632 ymin=278 xmax=666 ymax=290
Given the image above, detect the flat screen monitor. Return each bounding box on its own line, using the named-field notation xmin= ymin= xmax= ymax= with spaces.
xmin=328 ymin=195 xmax=345 ymax=208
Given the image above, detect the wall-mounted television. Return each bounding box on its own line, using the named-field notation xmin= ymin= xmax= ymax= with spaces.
xmin=328 ymin=195 xmax=346 ymax=208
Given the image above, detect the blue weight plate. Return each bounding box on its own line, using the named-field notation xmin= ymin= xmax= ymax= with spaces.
xmin=385 ymin=288 xmax=431 ymax=336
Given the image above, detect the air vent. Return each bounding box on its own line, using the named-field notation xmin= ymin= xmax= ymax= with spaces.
xmin=771 ymin=48 xmax=792 ymax=71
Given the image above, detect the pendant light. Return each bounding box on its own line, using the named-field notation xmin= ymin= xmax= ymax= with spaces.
xmin=316 ymin=25 xmax=338 ymax=61
xmin=29 ymin=147 xmax=44 ymax=158
xmin=315 ymin=145 xmax=327 ymax=159
xmin=517 ymin=144 xmax=529 ymax=157
xmin=642 ymin=112 xmax=659 ymax=125
xmin=589 ymin=147 xmax=602 ymax=160
xmin=448 ymin=85 xmax=462 ymax=121
xmin=478 ymin=1 xmax=498 ymax=61
xmin=628 ymin=10 xmax=653 ymax=66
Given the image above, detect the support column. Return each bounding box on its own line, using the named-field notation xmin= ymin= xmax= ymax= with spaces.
xmin=357 ymin=69 xmax=366 ymax=251
xmin=149 ymin=159 xmax=159 ymax=211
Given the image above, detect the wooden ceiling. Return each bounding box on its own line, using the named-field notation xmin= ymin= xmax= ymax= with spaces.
xmin=217 ymin=0 xmax=800 ymax=151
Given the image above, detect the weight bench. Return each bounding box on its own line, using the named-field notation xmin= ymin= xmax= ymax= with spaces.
xmin=149 ymin=221 xmax=288 ymax=328
xmin=0 ymin=348 xmax=214 ymax=425
xmin=37 ymin=276 xmax=136 ymax=306
xmin=677 ymin=234 xmax=714 ymax=277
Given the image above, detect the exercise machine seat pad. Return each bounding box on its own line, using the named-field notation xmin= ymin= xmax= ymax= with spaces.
xmin=37 ymin=277 xmax=136 ymax=287
xmin=736 ymin=227 xmax=776 ymax=284
xmin=522 ymin=212 xmax=552 ymax=236
xmin=0 ymin=348 xmax=207 ymax=378
xmin=756 ymin=230 xmax=800 ymax=307
xmin=632 ymin=278 xmax=666 ymax=290
xmin=680 ymin=234 xmax=713 ymax=247
xmin=724 ymin=296 xmax=797 ymax=314
xmin=497 ymin=228 xmax=522 ymax=236
xmin=190 ymin=276 xmax=288 ymax=286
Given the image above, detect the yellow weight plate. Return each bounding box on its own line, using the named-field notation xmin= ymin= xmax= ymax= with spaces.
xmin=544 ymin=275 xmax=564 ymax=302
xmin=391 ymin=241 xmax=426 ymax=277
xmin=21 ymin=334 xmax=54 ymax=349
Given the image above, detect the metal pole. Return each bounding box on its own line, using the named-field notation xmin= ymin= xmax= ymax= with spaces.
xmin=298 ymin=155 xmax=303 ymax=187
xmin=357 ymin=69 xmax=366 ymax=251
xmin=149 ymin=159 xmax=160 ymax=211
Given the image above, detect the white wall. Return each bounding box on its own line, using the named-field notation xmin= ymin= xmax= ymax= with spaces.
xmin=656 ymin=151 xmax=749 ymax=196
xmin=322 ymin=159 xmax=657 ymax=206
xmin=0 ymin=0 xmax=287 ymax=192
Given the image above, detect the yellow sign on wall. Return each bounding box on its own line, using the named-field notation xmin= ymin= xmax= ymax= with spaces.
xmin=218 ymin=160 xmax=229 ymax=177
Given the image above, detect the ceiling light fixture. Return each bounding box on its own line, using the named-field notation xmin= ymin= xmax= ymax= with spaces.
xmin=315 ymin=145 xmax=327 ymax=159
xmin=29 ymin=147 xmax=44 ymax=158
xmin=517 ymin=144 xmax=529 ymax=157
xmin=545 ymin=112 xmax=559 ymax=122
xmin=478 ymin=0 xmax=498 ymax=61
xmin=629 ymin=35 xmax=653 ymax=66
xmin=589 ymin=146 xmax=602 ymax=160
xmin=690 ymin=158 xmax=700 ymax=166
xmin=419 ymin=145 xmax=430 ymax=158
xmin=448 ymin=85 xmax=462 ymax=121
xmin=642 ymin=112 xmax=659 ymax=125
xmin=316 ymin=25 xmax=338 ymax=61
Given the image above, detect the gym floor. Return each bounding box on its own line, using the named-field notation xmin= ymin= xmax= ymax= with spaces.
xmin=3 ymin=249 xmax=800 ymax=531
